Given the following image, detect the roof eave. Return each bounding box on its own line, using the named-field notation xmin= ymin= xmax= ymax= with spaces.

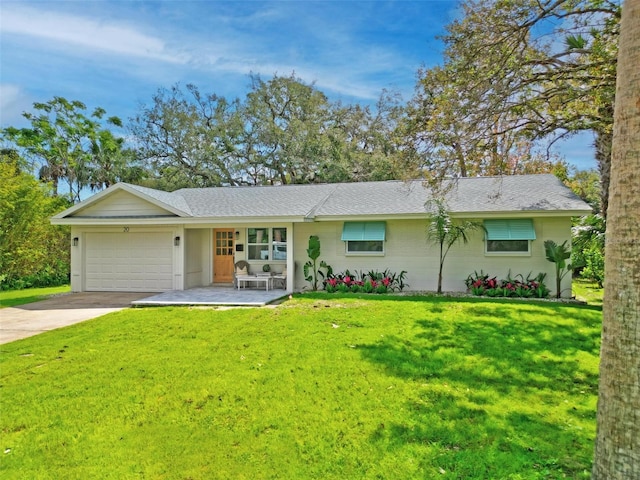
xmin=51 ymin=215 xmax=310 ymax=226
xmin=449 ymin=209 xmax=593 ymax=218
xmin=313 ymin=213 xmax=427 ymax=222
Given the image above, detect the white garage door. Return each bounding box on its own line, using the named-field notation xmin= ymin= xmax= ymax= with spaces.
xmin=85 ymin=232 xmax=174 ymax=292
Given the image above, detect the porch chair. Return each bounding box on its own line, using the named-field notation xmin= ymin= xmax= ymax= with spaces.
xmin=234 ymin=260 xmax=251 ymax=288
xmin=273 ymin=266 xmax=287 ymax=290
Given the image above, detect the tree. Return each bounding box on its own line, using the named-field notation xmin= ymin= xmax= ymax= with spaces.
xmin=592 ymin=0 xmax=640 ymax=477
xmin=566 ymin=168 xmax=602 ymax=214
xmin=130 ymin=84 xmax=245 ymax=190
xmin=330 ymin=90 xmax=412 ymax=183
xmin=426 ymin=199 xmax=484 ymax=294
xmin=242 ymin=73 xmax=336 ymax=185
xmin=130 ymin=74 xmax=410 ymax=189
xmin=2 ymin=97 xmax=133 ymax=203
xmin=544 ymin=240 xmax=580 ymax=298
xmin=407 ymin=0 xmax=619 ymax=212
xmin=0 ymin=150 xmax=70 ymax=288
xmin=303 ymin=235 xmax=332 ymax=291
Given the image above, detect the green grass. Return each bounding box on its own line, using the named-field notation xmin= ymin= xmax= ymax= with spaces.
xmin=0 ymin=294 xmax=601 ymax=479
xmin=0 ymin=285 xmax=71 ymax=308
xmin=572 ymin=280 xmax=604 ymax=307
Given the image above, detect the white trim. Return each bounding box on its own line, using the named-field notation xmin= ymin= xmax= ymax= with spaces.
xmin=453 ymin=210 xmax=592 ymax=218
xmin=52 ymin=215 xmax=310 ymax=226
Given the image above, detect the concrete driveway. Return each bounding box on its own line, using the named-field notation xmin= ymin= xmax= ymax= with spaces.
xmin=0 ymin=292 xmax=153 ymax=345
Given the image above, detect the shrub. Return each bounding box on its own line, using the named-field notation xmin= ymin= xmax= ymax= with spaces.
xmin=581 ymin=244 xmax=605 ymax=288
xmin=323 ymin=269 xmax=408 ymax=294
xmin=465 ymin=271 xmax=549 ymax=299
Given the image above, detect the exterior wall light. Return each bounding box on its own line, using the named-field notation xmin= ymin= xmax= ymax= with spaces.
xmin=174 ymin=236 xmax=180 ymax=246
xmin=73 ymin=237 xmax=79 ymax=247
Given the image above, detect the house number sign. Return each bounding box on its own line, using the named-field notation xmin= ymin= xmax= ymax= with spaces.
xmin=123 ymin=227 xmax=129 ymax=232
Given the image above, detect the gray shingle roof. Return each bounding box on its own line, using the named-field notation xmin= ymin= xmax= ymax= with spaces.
xmin=440 ymin=174 xmax=592 ymax=214
xmin=70 ymin=174 xmax=590 ymax=220
xmin=174 ymin=184 xmax=337 ymax=218
xmin=187 ymin=174 xmax=590 ymax=217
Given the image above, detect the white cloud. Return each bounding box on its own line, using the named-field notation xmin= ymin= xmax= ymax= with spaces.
xmin=1 ymin=6 xmax=187 ymax=64
xmin=0 ymin=1 xmax=422 ymax=104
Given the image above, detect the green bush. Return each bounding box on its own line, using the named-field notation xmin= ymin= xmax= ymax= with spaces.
xmin=0 ymin=154 xmax=70 ymax=290
xmin=465 ymin=270 xmax=550 ymax=299
xmin=324 ymin=269 xmax=408 ymax=294
xmin=581 ymin=244 xmax=605 ymax=288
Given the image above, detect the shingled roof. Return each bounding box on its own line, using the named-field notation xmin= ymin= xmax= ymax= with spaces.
xmin=176 ymin=174 xmax=591 ymax=218
xmin=54 ymin=174 xmax=592 ymax=222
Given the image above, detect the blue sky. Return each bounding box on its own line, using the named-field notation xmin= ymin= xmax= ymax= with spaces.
xmin=0 ymin=0 xmax=595 ymax=170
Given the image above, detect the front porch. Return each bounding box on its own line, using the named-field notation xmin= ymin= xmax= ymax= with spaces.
xmin=131 ymin=285 xmax=290 ymax=307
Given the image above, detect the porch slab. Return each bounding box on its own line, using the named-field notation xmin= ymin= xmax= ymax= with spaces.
xmin=132 ymin=286 xmax=290 ymax=307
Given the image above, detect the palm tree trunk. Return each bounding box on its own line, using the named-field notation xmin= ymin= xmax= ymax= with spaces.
xmin=592 ymin=1 xmax=640 ymax=477
xmin=438 ymin=241 xmax=444 ymax=294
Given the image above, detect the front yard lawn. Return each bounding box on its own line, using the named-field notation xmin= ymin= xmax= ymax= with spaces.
xmin=0 ymin=294 xmax=601 ymax=479
xmin=572 ymin=279 xmax=604 ymax=307
xmin=0 ymin=285 xmax=71 ymax=308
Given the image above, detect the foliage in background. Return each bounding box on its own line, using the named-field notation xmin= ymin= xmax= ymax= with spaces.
xmin=544 ymin=240 xmax=582 ymax=299
xmin=0 ymin=151 xmax=70 ymax=290
xmin=404 ymin=0 xmax=619 ymax=215
xmin=303 ymin=235 xmax=332 ymax=291
xmin=566 ymin=169 xmax=602 ymax=214
xmin=565 ymin=168 xmax=605 ymax=287
xmin=2 ymin=97 xmax=144 ymax=203
xmin=324 ymin=268 xmax=408 ymax=294
xmin=426 ymin=198 xmax=484 ymax=294
xmin=572 ymin=214 xmax=606 ymax=287
xmin=131 ymin=74 xmax=413 ymax=190
xmin=465 ymin=270 xmax=550 ymax=299
xmin=581 ymin=245 xmax=605 ymax=289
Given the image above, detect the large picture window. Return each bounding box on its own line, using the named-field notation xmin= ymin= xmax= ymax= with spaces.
xmin=247 ymin=228 xmax=287 ymax=261
xmin=484 ymin=219 xmax=535 ymax=254
xmin=342 ymin=222 xmax=386 ymax=255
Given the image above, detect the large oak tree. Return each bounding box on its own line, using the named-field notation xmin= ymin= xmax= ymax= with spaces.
xmin=130 ymin=74 xmax=410 ymax=189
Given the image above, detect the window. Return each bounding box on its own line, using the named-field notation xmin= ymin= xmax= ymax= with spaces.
xmin=484 ymin=219 xmax=535 ymax=254
xmin=342 ymin=222 xmax=386 ymax=255
xmin=247 ymin=228 xmax=287 ymax=261
xmin=272 ymin=228 xmax=287 ymax=260
xmin=486 ymin=239 xmax=530 ymax=253
xmin=347 ymin=240 xmax=384 ymax=253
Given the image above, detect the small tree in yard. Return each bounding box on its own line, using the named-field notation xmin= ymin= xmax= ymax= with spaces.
xmin=544 ymin=240 xmax=581 ymax=299
xmin=303 ymin=235 xmax=332 ymax=291
xmin=426 ymin=199 xmax=483 ymax=294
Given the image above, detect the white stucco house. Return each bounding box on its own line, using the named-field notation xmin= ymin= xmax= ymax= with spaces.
xmin=51 ymin=174 xmax=591 ymax=297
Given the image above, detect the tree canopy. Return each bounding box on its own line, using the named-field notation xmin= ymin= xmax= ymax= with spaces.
xmin=404 ymin=0 xmax=619 ymax=211
xmin=2 ymin=97 xmax=144 ymax=203
xmin=130 ymin=74 xmax=412 ymax=190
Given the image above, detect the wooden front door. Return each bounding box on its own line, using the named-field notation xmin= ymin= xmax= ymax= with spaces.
xmin=213 ymin=229 xmax=234 ymax=283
